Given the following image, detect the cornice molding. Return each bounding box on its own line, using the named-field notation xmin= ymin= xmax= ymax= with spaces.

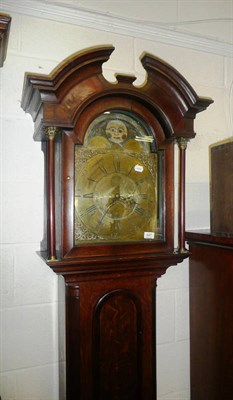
xmin=1 ymin=0 xmax=233 ymax=57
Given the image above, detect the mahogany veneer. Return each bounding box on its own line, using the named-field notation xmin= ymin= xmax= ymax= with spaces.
xmin=21 ymin=46 xmax=212 ymax=399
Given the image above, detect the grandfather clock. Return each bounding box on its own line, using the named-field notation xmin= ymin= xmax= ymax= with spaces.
xmin=21 ymin=46 xmax=212 ymax=399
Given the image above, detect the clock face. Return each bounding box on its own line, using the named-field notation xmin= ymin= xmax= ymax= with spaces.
xmin=74 ymin=111 xmax=164 ymax=244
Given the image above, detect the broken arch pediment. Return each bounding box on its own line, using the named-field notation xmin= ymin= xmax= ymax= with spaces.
xmin=21 ymin=45 xmax=213 ymax=141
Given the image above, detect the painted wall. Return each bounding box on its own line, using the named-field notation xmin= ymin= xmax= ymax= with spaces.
xmin=0 ymin=7 xmax=232 ymax=400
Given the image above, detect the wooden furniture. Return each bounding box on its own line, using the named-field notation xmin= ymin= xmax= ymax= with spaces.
xmin=210 ymin=139 xmax=233 ymax=237
xmin=186 ymin=231 xmax=233 ymax=400
xmin=0 ymin=13 xmax=11 ymax=67
xmin=21 ymin=46 xmax=212 ymax=399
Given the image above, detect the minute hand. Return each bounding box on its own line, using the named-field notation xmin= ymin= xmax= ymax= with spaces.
xmin=97 ymin=196 xmax=120 ymax=227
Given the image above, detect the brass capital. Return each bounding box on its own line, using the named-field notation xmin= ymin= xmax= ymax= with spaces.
xmin=177 ymin=137 xmax=189 ymax=150
xmin=45 ymin=126 xmax=59 ymax=141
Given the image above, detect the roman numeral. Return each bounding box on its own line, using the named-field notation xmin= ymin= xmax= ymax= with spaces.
xmin=138 ymin=193 xmax=148 ymax=199
xmin=135 ymin=206 xmax=145 ymax=215
xmin=127 ymin=165 xmax=134 ymax=176
xmin=98 ymin=163 xmax=108 ymax=175
xmin=83 ymin=193 xmax=94 ymax=198
xmin=111 ymin=220 xmax=121 ymax=238
xmin=80 ymin=204 xmax=97 ymax=217
xmin=86 ymin=205 xmax=97 ymax=214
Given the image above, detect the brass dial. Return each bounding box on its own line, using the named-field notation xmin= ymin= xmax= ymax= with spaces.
xmin=75 ymin=151 xmax=157 ymax=242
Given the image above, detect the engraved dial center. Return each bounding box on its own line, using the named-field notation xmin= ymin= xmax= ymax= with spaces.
xmin=94 ymin=172 xmax=139 ymax=220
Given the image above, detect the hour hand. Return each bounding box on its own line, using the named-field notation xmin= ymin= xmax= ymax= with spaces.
xmin=96 ymin=198 xmax=118 ymax=227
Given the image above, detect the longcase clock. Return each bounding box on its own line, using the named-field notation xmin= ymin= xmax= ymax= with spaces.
xmin=21 ymin=46 xmax=212 ymax=400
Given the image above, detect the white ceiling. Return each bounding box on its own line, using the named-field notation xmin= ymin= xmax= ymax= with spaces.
xmin=43 ymin=0 xmax=233 ymax=44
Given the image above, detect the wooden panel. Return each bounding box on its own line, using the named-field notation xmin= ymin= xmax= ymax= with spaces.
xmin=186 ymin=231 xmax=233 ymax=400
xmin=93 ymin=290 xmax=142 ymax=399
xmin=66 ymin=285 xmax=81 ymax=399
xmin=210 ymin=139 xmax=233 ymax=237
xmin=65 ymin=274 xmax=156 ymax=400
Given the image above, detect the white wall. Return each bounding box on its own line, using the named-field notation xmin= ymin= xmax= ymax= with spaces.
xmin=0 ymin=6 xmax=232 ymax=400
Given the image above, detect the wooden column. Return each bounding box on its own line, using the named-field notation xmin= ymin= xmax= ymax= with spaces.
xmin=45 ymin=126 xmax=59 ymax=261
xmin=177 ymin=137 xmax=189 ymax=253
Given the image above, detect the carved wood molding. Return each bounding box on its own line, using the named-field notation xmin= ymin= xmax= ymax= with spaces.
xmin=21 ymin=46 xmax=213 ymax=142
xmin=0 ymin=13 xmax=11 ymax=67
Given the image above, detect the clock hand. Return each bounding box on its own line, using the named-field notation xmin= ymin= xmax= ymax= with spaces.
xmin=96 ymin=195 xmax=120 ymax=227
xmin=119 ymin=193 xmax=137 ymax=207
